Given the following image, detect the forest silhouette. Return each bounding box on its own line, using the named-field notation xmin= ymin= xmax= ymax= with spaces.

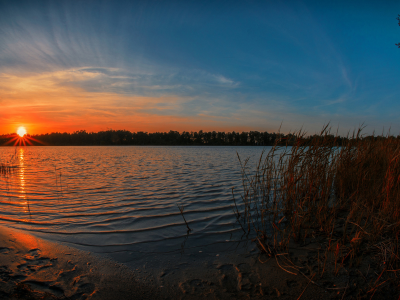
xmin=0 ymin=129 xmax=376 ymax=146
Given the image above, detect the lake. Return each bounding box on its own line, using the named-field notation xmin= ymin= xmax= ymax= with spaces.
xmin=0 ymin=146 xmax=268 ymax=269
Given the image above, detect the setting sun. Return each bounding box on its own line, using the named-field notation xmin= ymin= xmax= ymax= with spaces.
xmin=5 ymin=126 xmax=40 ymax=146
xmin=17 ymin=126 xmax=27 ymax=137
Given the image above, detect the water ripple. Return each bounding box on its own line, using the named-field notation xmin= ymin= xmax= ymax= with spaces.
xmin=0 ymin=146 xmax=267 ymax=256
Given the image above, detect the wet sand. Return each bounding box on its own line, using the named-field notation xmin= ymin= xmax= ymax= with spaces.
xmin=1 ymin=225 xmax=393 ymax=299
xmin=0 ymin=225 xmax=172 ymax=299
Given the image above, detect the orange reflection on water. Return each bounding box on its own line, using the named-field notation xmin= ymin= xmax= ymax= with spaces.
xmin=18 ymin=148 xmax=30 ymax=214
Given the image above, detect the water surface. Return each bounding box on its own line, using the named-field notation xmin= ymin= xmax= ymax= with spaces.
xmin=0 ymin=146 xmax=267 ymax=267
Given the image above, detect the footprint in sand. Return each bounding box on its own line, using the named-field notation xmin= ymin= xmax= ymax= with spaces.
xmin=22 ymin=280 xmax=65 ymax=298
xmin=17 ymin=256 xmax=53 ymax=274
xmin=59 ymin=274 xmax=96 ymax=299
xmin=217 ymin=264 xmax=238 ymax=294
xmin=23 ymin=248 xmax=42 ymax=260
xmin=179 ymin=278 xmax=215 ymax=299
xmin=215 ymin=263 xmax=266 ymax=298
xmin=235 ymin=263 xmax=260 ymax=292
xmin=12 ymin=263 xmax=96 ymax=300
xmin=0 ymin=247 xmax=11 ymax=254
xmin=52 ymin=265 xmax=96 ymax=299
xmin=0 ymin=265 xmax=27 ymax=283
xmin=76 ymin=281 xmax=96 ymax=296
xmin=0 ymin=265 xmax=13 ymax=281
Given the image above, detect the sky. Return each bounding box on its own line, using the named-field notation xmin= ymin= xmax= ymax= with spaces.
xmin=0 ymin=0 xmax=399 ymax=136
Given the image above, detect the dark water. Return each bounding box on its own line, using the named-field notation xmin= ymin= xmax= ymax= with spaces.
xmin=0 ymin=146 xmax=268 ymax=268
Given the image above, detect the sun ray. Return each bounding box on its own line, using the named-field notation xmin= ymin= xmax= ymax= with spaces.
xmin=2 ymin=132 xmax=47 ymax=146
xmin=4 ymin=136 xmax=19 ymax=145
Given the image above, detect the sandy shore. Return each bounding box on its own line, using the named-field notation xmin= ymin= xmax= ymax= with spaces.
xmin=0 ymin=225 xmax=333 ymax=300
xmin=2 ymin=224 xmax=393 ymax=299
xmin=0 ymin=225 xmax=175 ymax=299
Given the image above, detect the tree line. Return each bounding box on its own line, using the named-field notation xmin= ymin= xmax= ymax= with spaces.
xmin=0 ymin=129 xmax=358 ymax=146
xmin=1 ymin=129 xmax=396 ymax=146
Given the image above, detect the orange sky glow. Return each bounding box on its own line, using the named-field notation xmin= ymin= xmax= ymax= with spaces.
xmin=0 ymin=68 xmax=395 ymax=137
xmin=0 ymin=70 xmax=287 ymax=135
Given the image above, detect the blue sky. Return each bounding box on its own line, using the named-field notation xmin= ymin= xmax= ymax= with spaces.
xmin=0 ymin=0 xmax=399 ymax=135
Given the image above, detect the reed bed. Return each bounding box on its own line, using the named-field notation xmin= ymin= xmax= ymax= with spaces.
xmin=234 ymin=125 xmax=400 ymax=298
xmin=0 ymin=150 xmax=18 ymax=177
xmin=0 ymin=163 xmax=13 ymax=176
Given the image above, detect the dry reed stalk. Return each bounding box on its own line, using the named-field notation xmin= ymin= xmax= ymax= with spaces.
xmin=177 ymin=204 xmax=192 ymax=233
xmin=234 ymin=125 xmax=400 ymax=297
xmin=0 ymin=164 xmax=13 ymax=176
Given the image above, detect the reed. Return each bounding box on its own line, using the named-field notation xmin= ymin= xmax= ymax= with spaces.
xmin=0 ymin=163 xmax=14 ymax=177
xmin=0 ymin=148 xmax=18 ymax=177
xmin=234 ymin=125 xmax=400 ymax=298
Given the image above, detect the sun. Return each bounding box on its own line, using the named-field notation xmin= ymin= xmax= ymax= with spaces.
xmin=6 ymin=126 xmax=41 ymax=146
xmin=17 ymin=126 xmax=27 ymax=137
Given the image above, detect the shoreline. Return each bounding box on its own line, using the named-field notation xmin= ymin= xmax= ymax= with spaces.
xmin=0 ymin=224 xmax=347 ymax=299
xmin=0 ymin=225 xmax=172 ymax=299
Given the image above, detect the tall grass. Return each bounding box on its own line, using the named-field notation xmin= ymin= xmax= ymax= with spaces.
xmin=234 ymin=125 xmax=400 ymax=297
xmin=0 ymin=163 xmax=13 ymax=176
xmin=0 ymin=148 xmax=18 ymax=177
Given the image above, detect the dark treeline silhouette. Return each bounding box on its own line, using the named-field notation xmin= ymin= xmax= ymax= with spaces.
xmin=0 ymin=129 xmax=394 ymax=146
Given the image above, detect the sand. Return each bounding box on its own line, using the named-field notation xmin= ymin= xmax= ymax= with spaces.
xmin=0 ymin=225 xmax=173 ymax=299
xmin=1 ymin=225 xmax=395 ymax=299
